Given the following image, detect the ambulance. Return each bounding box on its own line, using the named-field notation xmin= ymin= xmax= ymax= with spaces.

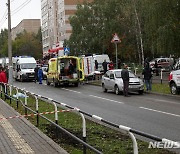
xmin=12 ymin=56 xmax=36 ymax=81
xmin=46 ymin=56 xmax=84 ymax=87
xmin=82 ymin=54 xmax=110 ymax=78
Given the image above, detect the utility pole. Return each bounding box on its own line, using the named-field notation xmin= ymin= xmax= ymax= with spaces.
xmin=7 ymin=0 xmax=13 ymax=85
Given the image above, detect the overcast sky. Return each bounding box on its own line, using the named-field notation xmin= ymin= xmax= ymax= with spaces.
xmin=0 ymin=0 xmax=41 ymax=29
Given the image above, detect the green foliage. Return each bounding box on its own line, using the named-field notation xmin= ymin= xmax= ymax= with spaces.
xmin=0 ymin=28 xmax=42 ymax=59
xmin=67 ymin=0 xmax=179 ymax=63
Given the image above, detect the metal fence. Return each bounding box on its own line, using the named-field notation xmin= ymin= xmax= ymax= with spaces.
xmin=0 ymin=82 xmax=179 ymax=154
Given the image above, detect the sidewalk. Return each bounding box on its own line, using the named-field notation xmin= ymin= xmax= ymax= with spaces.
xmin=0 ymin=99 xmax=68 ymax=154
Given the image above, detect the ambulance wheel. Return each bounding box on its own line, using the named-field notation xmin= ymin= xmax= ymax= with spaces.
xmin=74 ymin=82 xmax=78 ymax=87
xmin=53 ymin=81 xmax=58 ymax=87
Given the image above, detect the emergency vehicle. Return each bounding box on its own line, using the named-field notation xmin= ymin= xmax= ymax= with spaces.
xmin=12 ymin=56 xmax=36 ymax=81
xmin=46 ymin=56 xmax=84 ymax=87
xmin=82 ymin=54 xmax=110 ymax=78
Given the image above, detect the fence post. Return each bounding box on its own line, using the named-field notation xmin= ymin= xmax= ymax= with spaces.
xmin=160 ymin=68 xmax=165 ymax=84
xmin=34 ymin=95 xmax=39 ymax=127
xmin=16 ymin=88 xmax=19 ymax=109
xmin=48 ymin=98 xmax=58 ymax=135
xmin=119 ymin=125 xmax=138 ymax=154
xmin=23 ymin=91 xmax=28 ymax=115
xmin=9 ymin=85 xmax=12 ymax=104
xmin=75 ymin=108 xmax=87 ymax=154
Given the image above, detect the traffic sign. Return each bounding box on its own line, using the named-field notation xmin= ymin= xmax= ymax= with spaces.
xmin=64 ymin=47 xmax=70 ymax=55
xmin=111 ymin=33 xmax=121 ymax=43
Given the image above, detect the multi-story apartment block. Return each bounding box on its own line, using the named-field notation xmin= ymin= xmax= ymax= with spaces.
xmin=11 ymin=19 xmax=41 ymax=40
xmin=58 ymin=0 xmax=93 ymax=41
xmin=41 ymin=0 xmax=93 ymax=56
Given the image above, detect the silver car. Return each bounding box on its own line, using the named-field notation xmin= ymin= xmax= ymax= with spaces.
xmin=102 ymin=69 xmax=144 ymax=95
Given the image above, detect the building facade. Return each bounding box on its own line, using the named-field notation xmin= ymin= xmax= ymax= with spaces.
xmin=41 ymin=0 xmax=93 ymax=56
xmin=11 ymin=19 xmax=41 ymax=40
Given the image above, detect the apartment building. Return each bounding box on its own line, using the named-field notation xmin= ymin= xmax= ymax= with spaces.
xmin=41 ymin=0 xmax=93 ymax=56
xmin=11 ymin=19 xmax=41 ymax=40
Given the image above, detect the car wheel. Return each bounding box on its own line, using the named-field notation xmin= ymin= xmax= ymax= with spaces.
xmin=102 ymin=84 xmax=107 ymax=92
xmin=170 ymin=83 xmax=178 ymax=95
xmin=46 ymin=79 xmax=50 ymax=85
xmin=138 ymin=90 xmax=144 ymax=95
xmin=114 ymin=85 xmax=120 ymax=95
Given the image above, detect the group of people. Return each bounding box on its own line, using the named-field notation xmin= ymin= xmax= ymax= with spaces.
xmin=34 ymin=65 xmax=43 ymax=84
xmin=95 ymin=60 xmax=114 ymax=74
xmin=121 ymin=60 xmax=153 ymax=97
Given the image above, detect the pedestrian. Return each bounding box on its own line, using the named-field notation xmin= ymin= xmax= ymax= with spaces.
xmin=68 ymin=60 xmax=75 ymax=78
xmin=38 ymin=66 xmax=43 ymax=84
xmin=102 ymin=60 xmax=108 ymax=74
xmin=0 ymin=67 xmax=8 ymax=99
xmin=121 ymin=65 xmax=130 ymax=97
xmin=34 ymin=65 xmax=39 ymax=83
xmin=95 ymin=60 xmax=98 ymax=71
xmin=154 ymin=60 xmax=159 ymax=76
xmin=142 ymin=63 xmax=152 ymax=92
xmin=108 ymin=60 xmax=114 ymax=70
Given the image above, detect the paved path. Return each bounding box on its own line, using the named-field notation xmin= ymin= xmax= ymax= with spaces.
xmin=0 ymin=99 xmax=68 ymax=154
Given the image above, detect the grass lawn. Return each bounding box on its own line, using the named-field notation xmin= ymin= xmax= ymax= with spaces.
xmin=151 ymin=83 xmax=170 ymax=94
xmin=1 ymin=87 xmax=176 ymax=154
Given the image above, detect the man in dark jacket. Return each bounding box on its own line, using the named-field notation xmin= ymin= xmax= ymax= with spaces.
xmin=142 ymin=63 xmax=152 ymax=91
xmin=102 ymin=60 xmax=108 ymax=74
xmin=121 ymin=65 xmax=130 ymax=97
xmin=34 ymin=65 xmax=39 ymax=83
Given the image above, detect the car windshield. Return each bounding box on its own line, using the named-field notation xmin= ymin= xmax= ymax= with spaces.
xmin=21 ymin=63 xmax=36 ymax=69
xmin=115 ymin=71 xmax=136 ymax=78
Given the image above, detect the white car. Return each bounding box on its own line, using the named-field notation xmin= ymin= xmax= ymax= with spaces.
xmin=169 ymin=69 xmax=180 ymax=95
xmin=102 ymin=69 xmax=144 ymax=95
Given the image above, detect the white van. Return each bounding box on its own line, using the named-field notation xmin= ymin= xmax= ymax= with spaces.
xmin=13 ymin=56 xmax=37 ymax=81
xmin=82 ymin=54 xmax=110 ymax=78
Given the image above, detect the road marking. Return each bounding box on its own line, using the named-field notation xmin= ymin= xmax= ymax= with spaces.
xmin=0 ymin=114 xmax=34 ymax=153
xmin=89 ymin=95 xmax=124 ymax=104
xmin=61 ymin=88 xmax=81 ymax=94
xmin=139 ymin=107 xmax=180 ymax=117
xmin=145 ymin=98 xmax=180 ymax=105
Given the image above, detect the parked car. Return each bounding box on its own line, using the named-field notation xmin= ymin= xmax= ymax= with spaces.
xmin=169 ymin=69 xmax=180 ymax=95
xmin=102 ymin=69 xmax=144 ymax=95
xmin=149 ymin=58 xmax=174 ymax=71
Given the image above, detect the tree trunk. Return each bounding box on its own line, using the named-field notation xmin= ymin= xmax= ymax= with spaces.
xmin=133 ymin=0 xmax=144 ymax=65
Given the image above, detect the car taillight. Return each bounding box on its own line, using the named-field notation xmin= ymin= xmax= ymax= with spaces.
xmin=169 ymin=73 xmax=173 ymax=81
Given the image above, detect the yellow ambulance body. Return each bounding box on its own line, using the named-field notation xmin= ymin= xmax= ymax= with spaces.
xmin=47 ymin=56 xmax=84 ymax=87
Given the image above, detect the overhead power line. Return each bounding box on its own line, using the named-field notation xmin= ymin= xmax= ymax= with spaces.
xmin=0 ymin=9 xmax=8 ymax=29
xmin=11 ymin=0 xmax=32 ymax=16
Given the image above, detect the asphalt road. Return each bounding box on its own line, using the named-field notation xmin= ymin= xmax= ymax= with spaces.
xmin=13 ymin=81 xmax=180 ymax=143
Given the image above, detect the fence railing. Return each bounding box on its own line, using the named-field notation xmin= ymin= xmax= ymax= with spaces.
xmin=0 ymin=82 xmax=179 ymax=154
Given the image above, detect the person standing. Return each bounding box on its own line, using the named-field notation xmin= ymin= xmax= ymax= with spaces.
xmin=102 ymin=60 xmax=108 ymax=74
xmin=142 ymin=63 xmax=152 ymax=92
xmin=68 ymin=60 xmax=75 ymax=78
xmin=0 ymin=67 xmax=8 ymax=99
xmin=95 ymin=60 xmax=98 ymax=71
xmin=121 ymin=65 xmax=130 ymax=97
xmin=38 ymin=66 xmax=43 ymax=84
xmin=108 ymin=61 xmax=114 ymax=70
xmin=34 ymin=65 xmax=39 ymax=83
